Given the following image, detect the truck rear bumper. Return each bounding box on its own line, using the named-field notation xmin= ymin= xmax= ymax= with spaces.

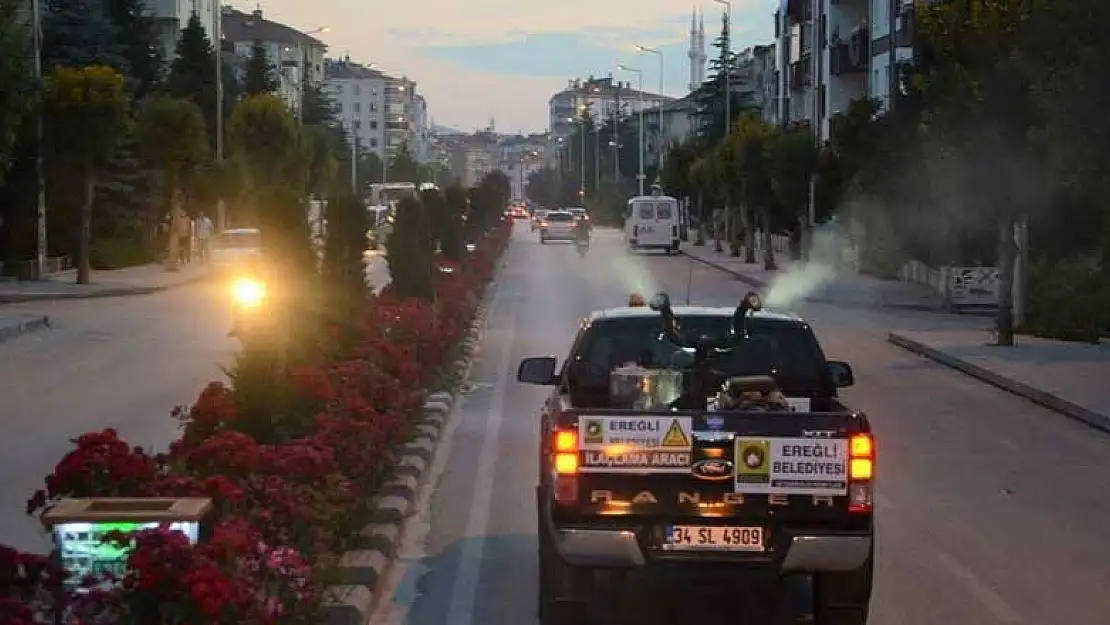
xmin=551 ymin=526 xmax=871 ymax=572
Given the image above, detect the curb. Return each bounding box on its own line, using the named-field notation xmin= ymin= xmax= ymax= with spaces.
xmin=0 ymin=315 xmax=50 ymax=344
xmin=321 ymin=268 xmax=501 ymax=624
xmin=679 ymin=250 xmax=767 ymax=288
xmin=888 ymin=332 xmax=1110 ymax=434
xmin=0 ymin=273 xmax=208 ymax=303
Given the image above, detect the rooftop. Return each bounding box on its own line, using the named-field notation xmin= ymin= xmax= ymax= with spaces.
xmin=221 ymin=8 xmax=326 ymax=47
xmin=323 ymin=58 xmax=392 ymax=81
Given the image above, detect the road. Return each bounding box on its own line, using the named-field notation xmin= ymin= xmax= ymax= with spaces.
xmin=0 ymin=281 xmax=235 ymax=553
xmin=371 ymin=224 xmax=1110 ymax=625
xmin=0 ymin=256 xmax=392 ymax=554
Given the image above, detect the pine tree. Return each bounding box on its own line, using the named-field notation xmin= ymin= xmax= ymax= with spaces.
xmin=244 ymin=39 xmax=278 ymax=94
xmin=386 ymin=143 xmax=421 ymax=183
xmin=105 ymin=0 xmax=163 ymax=99
xmin=439 ymin=186 xmax=467 ymax=262
xmin=41 ymin=0 xmax=128 ymax=72
xmin=693 ymin=12 xmax=735 ymax=142
xmin=302 ymin=83 xmax=337 ymax=126
xmin=386 ymin=196 xmax=435 ymax=301
xmin=166 ymin=13 xmax=218 ymax=143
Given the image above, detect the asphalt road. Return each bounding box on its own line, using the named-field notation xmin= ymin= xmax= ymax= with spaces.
xmin=371 ymin=223 xmax=1110 ymax=625
xmin=0 ymin=255 xmax=392 ymax=554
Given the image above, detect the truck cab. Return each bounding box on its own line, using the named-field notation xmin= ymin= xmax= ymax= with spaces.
xmin=518 ymin=298 xmax=874 ymax=625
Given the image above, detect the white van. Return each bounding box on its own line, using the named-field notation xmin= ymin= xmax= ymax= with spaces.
xmin=625 ymin=195 xmax=681 ymax=254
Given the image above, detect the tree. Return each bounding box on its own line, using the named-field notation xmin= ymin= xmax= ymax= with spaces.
xmin=105 ymin=0 xmax=163 ymax=99
xmin=469 ymin=170 xmax=510 ymax=235
xmin=303 ymin=124 xmax=338 ymax=199
xmin=227 ymin=94 xmax=305 ymax=196
xmin=692 ymin=12 xmax=736 ymax=142
xmin=244 ymin=39 xmax=278 ymax=95
xmin=301 ymin=83 xmax=337 ymax=126
xmin=166 ymin=13 xmax=218 ymax=143
xmin=134 ymin=95 xmax=209 ymax=215
xmin=439 ymin=185 xmax=468 ymax=262
xmin=41 ymin=0 xmax=127 ymax=73
xmin=387 ymin=144 xmax=421 ymax=183
xmin=386 ymin=196 xmax=435 ymax=301
xmin=0 ymin=0 xmax=34 ymax=184
xmin=321 ymin=189 xmax=368 ymax=350
xmin=42 ymin=66 xmax=129 ymax=284
xmin=767 ymin=122 xmax=818 ymax=262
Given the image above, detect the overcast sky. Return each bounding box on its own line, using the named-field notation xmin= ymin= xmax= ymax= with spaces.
xmin=247 ymin=0 xmax=778 ymax=133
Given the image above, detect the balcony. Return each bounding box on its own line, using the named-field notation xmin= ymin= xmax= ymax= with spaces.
xmin=830 ymin=28 xmax=869 ymax=75
xmin=788 ymin=60 xmax=810 ymax=90
xmin=785 ymin=0 xmax=809 ymax=23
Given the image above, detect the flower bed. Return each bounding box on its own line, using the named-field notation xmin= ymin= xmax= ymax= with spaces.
xmin=2 ymin=218 xmax=513 ymax=623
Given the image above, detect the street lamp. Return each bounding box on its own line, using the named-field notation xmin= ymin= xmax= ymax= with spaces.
xmin=617 ymin=64 xmax=645 ymax=195
xmin=635 ymin=45 xmax=666 ymax=173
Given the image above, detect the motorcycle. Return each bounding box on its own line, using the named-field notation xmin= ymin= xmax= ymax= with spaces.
xmin=575 ymin=237 xmax=590 ymax=257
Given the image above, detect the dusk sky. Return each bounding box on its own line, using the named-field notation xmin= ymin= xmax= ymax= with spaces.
xmin=247 ymin=0 xmax=779 ymax=133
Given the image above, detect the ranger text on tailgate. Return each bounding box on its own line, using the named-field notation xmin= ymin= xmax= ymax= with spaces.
xmin=518 ymin=292 xmax=874 ymax=625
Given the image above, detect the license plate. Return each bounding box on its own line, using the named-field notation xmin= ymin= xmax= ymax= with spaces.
xmin=666 ymin=525 xmax=765 ymax=551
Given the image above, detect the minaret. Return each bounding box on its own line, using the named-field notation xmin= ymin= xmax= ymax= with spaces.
xmin=687 ymin=8 xmax=699 ymax=92
xmin=696 ymin=12 xmax=707 ymax=85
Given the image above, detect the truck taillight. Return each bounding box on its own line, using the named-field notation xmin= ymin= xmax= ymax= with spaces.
xmin=552 ymin=428 xmax=579 ymax=504
xmin=847 ymin=433 xmax=874 ymax=513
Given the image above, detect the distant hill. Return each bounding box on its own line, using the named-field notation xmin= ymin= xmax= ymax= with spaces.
xmin=433 ymin=124 xmax=462 ymax=135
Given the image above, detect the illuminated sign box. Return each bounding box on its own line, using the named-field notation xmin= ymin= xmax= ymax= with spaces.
xmin=41 ymin=497 xmax=212 ymax=585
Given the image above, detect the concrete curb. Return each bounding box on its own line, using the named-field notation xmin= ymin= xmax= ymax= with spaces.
xmin=0 ymin=273 xmax=208 ymax=303
xmin=321 ymin=279 xmax=498 ymax=624
xmin=888 ymin=332 xmax=1110 ymax=434
xmin=0 ymin=315 xmax=50 ymax=344
xmin=679 ymin=250 xmax=768 ymax=288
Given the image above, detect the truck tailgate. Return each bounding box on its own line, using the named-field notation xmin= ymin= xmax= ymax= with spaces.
xmin=551 ymin=409 xmax=874 ymax=561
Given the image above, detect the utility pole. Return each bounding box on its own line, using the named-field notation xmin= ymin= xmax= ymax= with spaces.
xmin=32 ymin=0 xmax=47 ymax=278
xmin=619 ymin=65 xmax=645 ymax=195
xmin=214 ymin=3 xmax=226 ymax=232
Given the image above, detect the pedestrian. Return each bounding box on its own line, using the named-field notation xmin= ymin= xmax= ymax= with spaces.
xmin=196 ymin=212 xmax=214 ymax=264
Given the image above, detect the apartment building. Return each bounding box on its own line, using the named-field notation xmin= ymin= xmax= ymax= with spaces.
xmin=497 ymin=134 xmax=547 ymax=201
xmin=547 ymin=75 xmax=674 ymax=164
xmin=323 ymin=57 xmax=422 ymax=164
xmin=221 ymin=6 xmax=327 ymax=118
xmin=448 ymin=132 xmax=499 ymax=188
xmin=773 ymin=0 xmax=915 ymax=141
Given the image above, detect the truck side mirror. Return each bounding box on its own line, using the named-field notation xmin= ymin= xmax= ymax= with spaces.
xmin=518 ymin=356 xmax=559 ymax=385
xmin=827 ymin=361 xmax=854 ymax=387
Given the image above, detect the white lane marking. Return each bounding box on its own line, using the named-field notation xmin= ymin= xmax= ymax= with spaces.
xmin=935 ymin=551 xmax=1023 ymax=623
xmin=369 ymin=265 xmax=509 ymax=625
xmin=442 ymin=273 xmax=518 ymax=625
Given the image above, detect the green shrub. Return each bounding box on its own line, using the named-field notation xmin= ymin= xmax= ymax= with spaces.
xmin=321 ymin=190 xmax=369 ymax=350
xmin=437 ymin=186 xmax=467 ymax=262
xmin=1023 ymin=255 xmax=1108 ymax=343
xmin=89 ymin=237 xmax=154 ymax=269
xmin=386 ymin=196 xmax=435 ymax=300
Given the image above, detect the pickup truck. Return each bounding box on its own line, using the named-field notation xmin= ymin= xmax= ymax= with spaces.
xmin=518 ymin=293 xmax=874 ymax=625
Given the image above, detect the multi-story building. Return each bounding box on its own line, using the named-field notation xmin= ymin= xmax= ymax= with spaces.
xmin=772 ymin=0 xmax=914 ymax=141
xmin=323 ymin=58 xmax=387 ymax=157
xmin=448 ymin=132 xmax=499 ymax=188
xmin=497 ymin=134 xmax=547 ymax=201
xmin=143 ymin=0 xmax=219 ymax=64
xmin=411 ymin=94 xmax=430 ymax=164
xmin=322 ymin=57 xmax=421 ymax=165
xmin=546 ymin=75 xmax=673 ymax=164
xmin=221 ymin=7 xmax=327 ymax=119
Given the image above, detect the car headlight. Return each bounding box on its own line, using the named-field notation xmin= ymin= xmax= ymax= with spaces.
xmin=232 ymin=277 xmax=266 ymax=308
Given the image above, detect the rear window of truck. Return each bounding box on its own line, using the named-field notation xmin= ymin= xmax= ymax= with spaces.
xmin=563 ymin=315 xmax=829 ymax=407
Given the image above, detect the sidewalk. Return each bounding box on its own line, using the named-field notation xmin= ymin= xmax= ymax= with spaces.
xmin=889 ymin=329 xmax=1110 ymax=432
xmin=0 ymin=263 xmax=208 ymax=303
xmin=0 ymin=312 xmax=50 ymax=343
xmin=680 ymin=243 xmax=946 ymax=311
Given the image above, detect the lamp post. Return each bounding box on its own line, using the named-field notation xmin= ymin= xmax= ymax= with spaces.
xmin=31 ymin=0 xmax=46 ymax=277
xmin=617 ymin=64 xmax=645 ymax=195
xmin=635 ymin=45 xmax=665 ymax=173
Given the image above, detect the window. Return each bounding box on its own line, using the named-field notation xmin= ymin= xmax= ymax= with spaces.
xmin=369 ymin=103 xmax=377 ymax=112
xmin=370 ymin=138 xmax=378 ymax=147
xmin=369 ymin=120 xmax=378 ymax=129
xmin=656 ymin=204 xmax=672 ymax=219
xmin=354 ymin=120 xmax=361 ymax=130
xmin=354 ymin=85 xmax=361 ymax=95
xmin=336 ymin=103 xmax=343 ymax=114
xmin=638 ymin=204 xmax=654 ymax=219
xmin=353 ymin=102 xmax=360 ymax=113
xmin=547 ymin=212 xmax=573 ymax=222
